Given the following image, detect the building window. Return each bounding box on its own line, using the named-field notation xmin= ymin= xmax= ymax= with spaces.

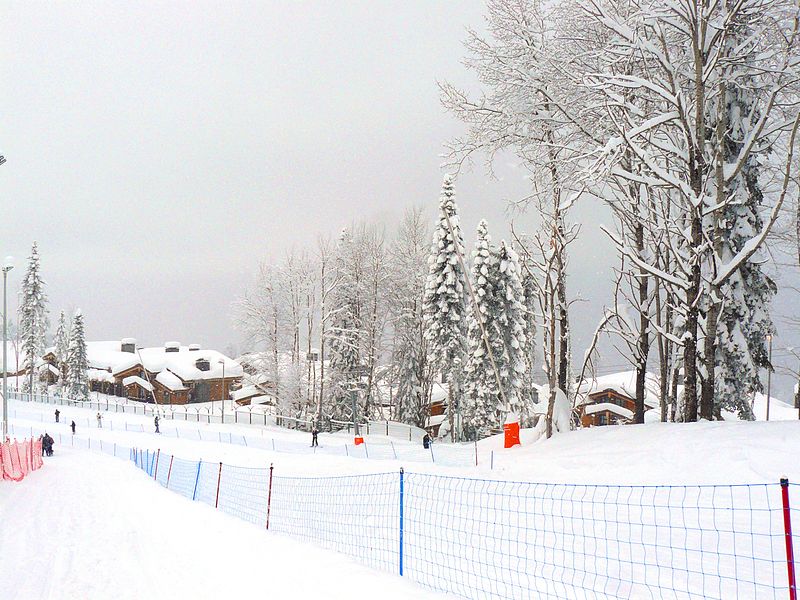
xmin=598 ymin=414 xmax=607 ymax=426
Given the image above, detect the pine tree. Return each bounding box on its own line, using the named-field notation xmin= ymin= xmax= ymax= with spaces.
xmin=423 ymin=175 xmax=468 ymax=440
xmin=65 ymin=310 xmax=89 ymax=401
xmin=53 ymin=310 xmax=70 ymax=388
xmin=325 ymin=229 xmax=363 ymax=422
xmin=494 ymin=240 xmax=528 ymax=421
xmin=19 ymin=242 xmax=49 ymax=393
xmin=463 ymin=220 xmax=504 ymax=439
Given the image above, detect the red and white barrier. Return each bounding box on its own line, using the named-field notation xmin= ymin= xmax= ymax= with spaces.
xmin=0 ymin=438 xmax=44 ymax=482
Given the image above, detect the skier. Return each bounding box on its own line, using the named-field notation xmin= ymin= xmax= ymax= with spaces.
xmin=311 ymin=425 xmax=319 ymax=448
xmin=422 ymin=433 xmax=431 ymax=449
xmin=154 ymin=415 xmax=160 ymax=434
xmin=70 ymin=420 xmax=76 ymax=434
xmin=96 ymin=412 xmax=102 ymax=428
xmin=54 ymin=409 xmax=60 ymax=423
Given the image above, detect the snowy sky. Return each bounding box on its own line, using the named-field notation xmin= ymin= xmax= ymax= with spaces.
xmin=2 ymin=1 xmax=797 ymax=398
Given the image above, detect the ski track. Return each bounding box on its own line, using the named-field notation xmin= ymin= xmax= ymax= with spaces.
xmin=0 ymin=447 xmax=447 ymax=600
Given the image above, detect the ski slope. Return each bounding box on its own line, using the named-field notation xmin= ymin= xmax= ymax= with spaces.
xmin=0 ymin=446 xmax=447 ymax=600
xmin=3 ymin=395 xmax=800 ymax=600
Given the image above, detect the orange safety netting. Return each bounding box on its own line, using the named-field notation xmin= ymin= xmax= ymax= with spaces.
xmin=0 ymin=438 xmax=43 ymax=482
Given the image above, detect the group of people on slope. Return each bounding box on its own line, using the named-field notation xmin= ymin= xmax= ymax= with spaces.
xmin=38 ymin=432 xmax=55 ymax=456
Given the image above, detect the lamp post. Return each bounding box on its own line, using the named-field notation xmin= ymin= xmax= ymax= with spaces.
xmin=2 ymin=256 xmax=14 ymax=440
xmin=766 ymin=334 xmax=773 ymax=422
xmin=218 ymin=359 xmax=225 ymax=425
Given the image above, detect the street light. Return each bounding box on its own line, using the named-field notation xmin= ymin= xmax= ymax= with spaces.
xmin=766 ymin=334 xmax=773 ymax=422
xmin=2 ymin=256 xmax=14 ymax=440
xmin=218 ymin=359 xmax=226 ymax=425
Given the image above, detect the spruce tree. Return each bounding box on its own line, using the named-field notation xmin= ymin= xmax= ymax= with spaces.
xmin=65 ymin=310 xmax=89 ymax=401
xmin=53 ymin=310 xmax=70 ymax=388
xmin=423 ymin=175 xmax=468 ymax=440
xmin=19 ymin=242 xmax=49 ymax=393
xmin=463 ymin=220 xmax=504 ymax=439
xmin=494 ymin=240 xmax=528 ymax=420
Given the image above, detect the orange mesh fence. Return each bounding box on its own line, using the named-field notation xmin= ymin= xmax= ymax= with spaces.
xmin=1 ymin=438 xmax=43 ymax=482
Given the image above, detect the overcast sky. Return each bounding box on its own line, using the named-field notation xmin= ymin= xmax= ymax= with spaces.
xmin=3 ymin=1 xmax=797 ymax=397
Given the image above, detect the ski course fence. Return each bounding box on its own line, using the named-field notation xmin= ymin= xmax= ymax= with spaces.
xmin=0 ymin=437 xmax=43 ymax=482
xmin=128 ymin=446 xmax=800 ymax=600
xmin=7 ymin=401 xmax=479 ymax=468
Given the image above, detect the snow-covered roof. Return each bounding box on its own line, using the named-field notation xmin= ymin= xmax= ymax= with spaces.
xmin=155 ymin=370 xmax=186 ymax=391
xmin=123 ymin=375 xmax=154 ymax=392
xmin=88 ymin=368 xmax=115 ymax=383
xmin=577 ymin=371 xmax=660 ymax=408
xmin=232 ymin=385 xmax=264 ymax=401
xmin=584 ymin=402 xmax=634 ymax=420
xmin=135 ymin=346 xmax=243 ymax=381
xmin=430 ymin=382 xmax=449 ymax=404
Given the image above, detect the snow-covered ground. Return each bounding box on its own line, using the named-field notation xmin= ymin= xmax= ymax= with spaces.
xmin=0 ymin=447 xmax=446 ymax=600
xmin=3 ymin=395 xmax=800 ymax=599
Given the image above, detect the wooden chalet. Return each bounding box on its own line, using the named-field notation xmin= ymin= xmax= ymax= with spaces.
xmin=42 ymin=339 xmax=243 ymax=405
xmin=577 ymin=371 xmax=659 ymax=427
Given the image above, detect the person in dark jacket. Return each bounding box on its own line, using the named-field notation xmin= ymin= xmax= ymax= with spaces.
xmin=311 ymin=425 xmax=319 ymax=448
xmin=70 ymin=420 xmax=76 ymax=434
xmin=154 ymin=415 xmax=160 ymax=434
xmin=42 ymin=433 xmax=54 ymax=456
xmin=422 ymin=433 xmax=431 ymax=449
xmin=54 ymin=409 xmax=60 ymax=423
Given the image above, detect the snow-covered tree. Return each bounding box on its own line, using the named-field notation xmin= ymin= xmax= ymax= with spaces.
xmin=464 ymin=220 xmax=504 ymax=439
xmin=441 ymin=1 xmax=579 ymax=436
xmin=494 ymin=240 xmax=528 ymax=420
xmin=519 ymin=253 xmax=538 ymax=421
xmin=575 ymin=0 xmax=800 ymax=421
xmin=53 ymin=310 xmax=70 ymax=387
xmin=325 ymin=228 xmax=363 ymax=422
xmin=423 ymin=175 xmax=468 ymax=441
xmin=390 ymin=207 xmax=433 ymax=428
xmin=713 ymin=45 xmax=777 ymax=419
xmin=19 ymin=242 xmax=49 ymax=393
xmin=65 ymin=309 xmax=88 ymax=401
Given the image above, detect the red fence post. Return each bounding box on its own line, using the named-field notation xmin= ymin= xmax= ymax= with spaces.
xmin=153 ymin=449 xmax=160 ymax=481
xmin=166 ymin=455 xmax=174 ymax=489
xmin=265 ymin=463 xmax=274 ymax=530
xmin=781 ymin=478 xmax=798 ymax=600
xmin=215 ymin=462 xmax=223 ymax=508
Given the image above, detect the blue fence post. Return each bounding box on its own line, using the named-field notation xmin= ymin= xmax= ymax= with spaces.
xmin=399 ymin=468 xmax=405 ymax=577
xmin=192 ymin=460 xmax=203 ymax=501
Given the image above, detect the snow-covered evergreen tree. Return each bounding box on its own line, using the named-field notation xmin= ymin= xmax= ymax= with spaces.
xmin=19 ymin=242 xmax=49 ymax=393
xmin=423 ymin=175 xmax=468 ymax=440
xmin=463 ymin=220 xmax=503 ymax=439
xmin=65 ymin=309 xmax=89 ymax=401
xmin=712 ymin=31 xmax=776 ymax=420
xmin=494 ymin=240 xmax=528 ymax=420
xmin=325 ymin=228 xmax=363 ymax=422
xmin=53 ymin=310 xmax=70 ymax=388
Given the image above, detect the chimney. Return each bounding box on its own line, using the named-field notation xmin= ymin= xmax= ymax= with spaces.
xmin=188 ymin=344 xmax=201 ymax=351
xmin=195 ymin=358 xmax=210 ymax=372
xmin=165 ymin=341 xmax=180 ymax=353
xmin=121 ymin=338 xmax=137 ymax=354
